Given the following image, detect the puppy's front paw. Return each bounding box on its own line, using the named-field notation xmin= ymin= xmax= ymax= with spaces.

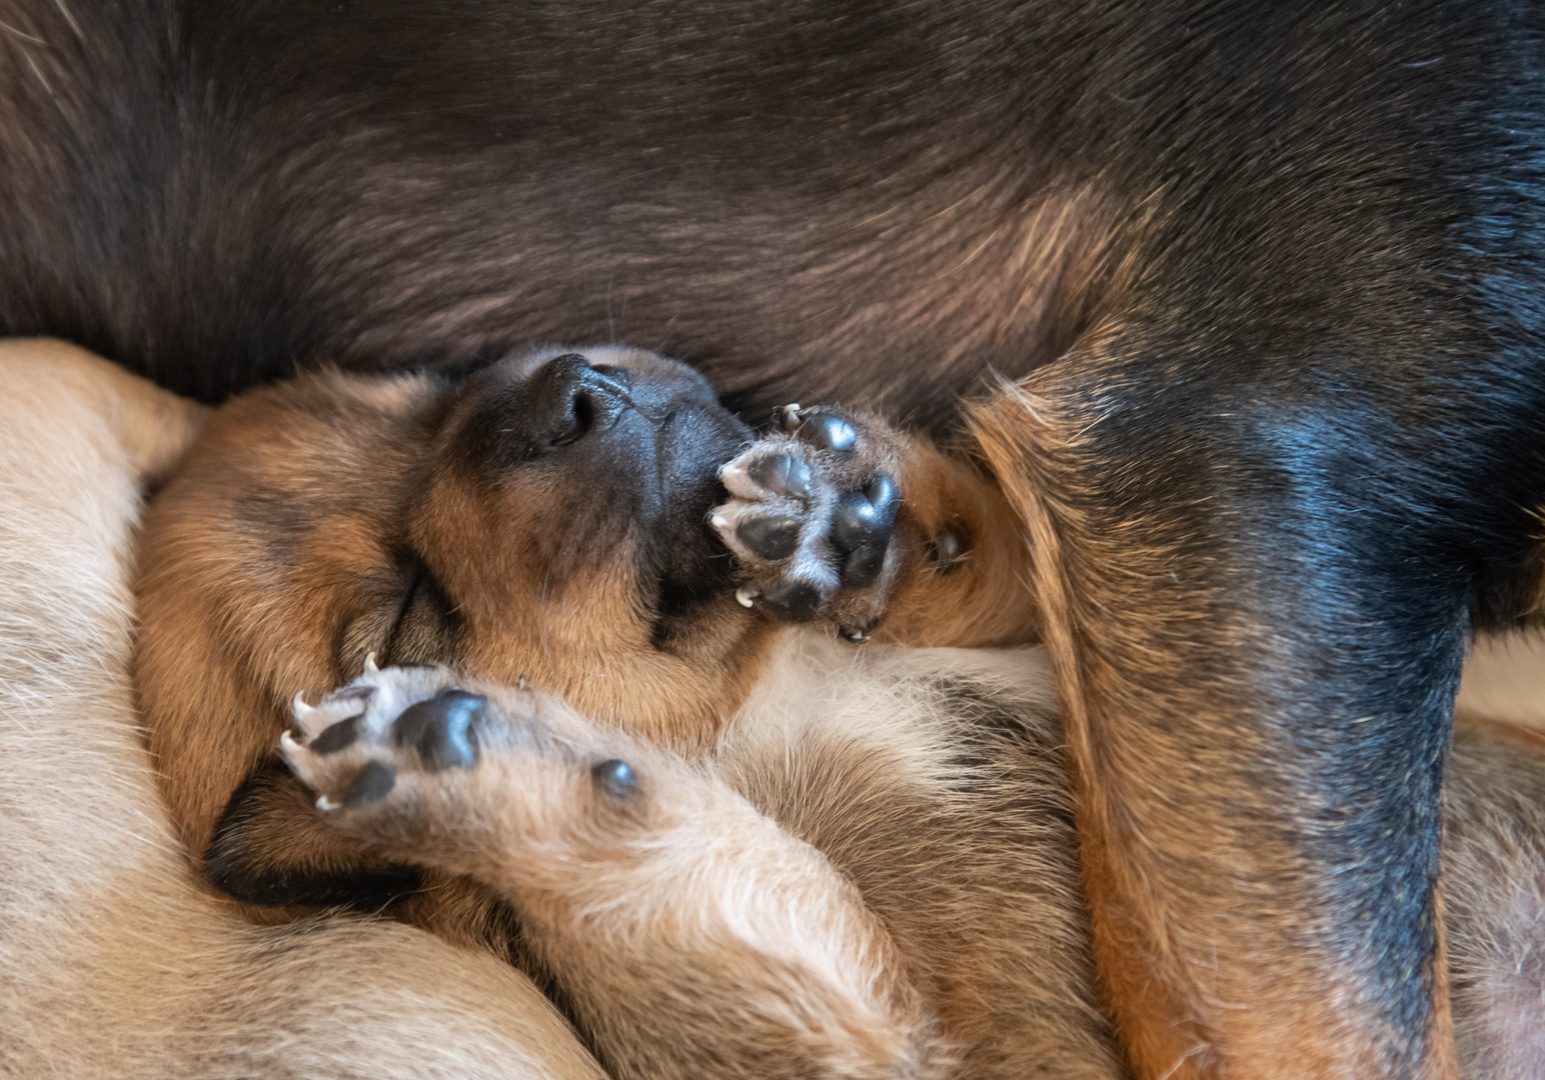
xmin=278 ymin=663 xmax=564 ymax=866
xmin=712 ymin=405 xmax=907 ymax=642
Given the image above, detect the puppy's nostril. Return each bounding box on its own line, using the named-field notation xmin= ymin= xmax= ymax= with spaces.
xmin=526 ymin=353 xmax=632 ymax=450
xmin=551 ymin=392 xmax=598 ymax=447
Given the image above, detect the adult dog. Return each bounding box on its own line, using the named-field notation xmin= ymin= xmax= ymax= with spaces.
xmin=133 ymin=346 xmax=1545 ymax=1078
xmin=2 ymin=3 xmax=1543 ymax=1075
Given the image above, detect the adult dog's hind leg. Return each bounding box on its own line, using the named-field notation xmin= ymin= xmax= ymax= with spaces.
xmin=966 ymin=343 xmax=1531 ymax=1077
xmin=280 ymin=664 xmax=946 ymax=1080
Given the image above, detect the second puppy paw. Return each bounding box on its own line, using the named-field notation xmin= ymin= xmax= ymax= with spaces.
xmin=711 ymin=405 xmax=908 ymax=641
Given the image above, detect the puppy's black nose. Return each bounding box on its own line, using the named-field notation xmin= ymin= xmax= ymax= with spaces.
xmin=529 ymin=353 xmax=632 ymax=448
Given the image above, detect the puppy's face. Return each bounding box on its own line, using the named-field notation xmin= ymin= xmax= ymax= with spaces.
xmin=400 ymin=347 xmax=762 ymax=728
xmin=137 ymin=348 xmax=765 ymax=844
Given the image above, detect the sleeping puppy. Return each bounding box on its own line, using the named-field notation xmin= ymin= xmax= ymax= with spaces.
xmin=9 ymin=6 xmax=1545 ymax=1072
xmin=135 ymin=347 xmax=1037 ymax=895
xmin=0 ymin=340 xmax=602 ymax=1080
xmin=134 ymin=348 xmax=1545 ymax=1079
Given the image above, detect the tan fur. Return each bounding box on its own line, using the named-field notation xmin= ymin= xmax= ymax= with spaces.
xmin=11 ymin=342 xmax=1542 ymax=1076
xmin=134 ymin=352 xmax=1041 ymax=878
xmin=878 ymin=436 xmax=1042 ymax=648
xmin=0 ymin=340 xmax=604 ymax=1079
xmin=273 ymin=637 xmax=1120 ymax=1079
xmin=1446 ymin=719 xmax=1545 ymax=1080
xmin=965 ymin=368 xmax=1466 ymax=1080
xmin=122 ymin=349 xmax=1545 ymax=1078
xmin=135 ymin=354 xmax=778 ymax=865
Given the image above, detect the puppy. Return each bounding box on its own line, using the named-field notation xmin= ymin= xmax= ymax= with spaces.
xmin=134 ymin=348 xmax=1545 ymax=1079
xmin=134 ymin=347 xmax=1036 ymax=890
xmin=6 ymin=5 xmax=1545 ymax=1071
xmin=0 ymin=340 xmax=603 ymax=1080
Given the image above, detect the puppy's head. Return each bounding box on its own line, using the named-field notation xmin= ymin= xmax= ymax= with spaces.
xmin=136 ymin=347 xmax=762 ymax=853
xmin=397 ymin=347 xmax=757 ymax=687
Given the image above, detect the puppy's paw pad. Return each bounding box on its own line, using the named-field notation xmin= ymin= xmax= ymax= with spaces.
xmin=712 ymin=406 xmax=904 ymax=631
xmin=330 ymin=759 xmax=397 ymax=810
xmin=791 ymin=411 xmax=857 ymax=453
xmin=280 ymin=665 xmax=484 ymax=816
xmin=721 ymin=451 xmax=813 ymax=502
xmin=390 ymin=689 xmax=485 ymax=772
xmin=591 ymin=758 xmax=638 ymax=800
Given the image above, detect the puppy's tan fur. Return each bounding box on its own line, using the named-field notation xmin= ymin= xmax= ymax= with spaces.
xmin=0 ymin=340 xmax=604 ymax=1079
xmin=117 ymin=348 xmax=1545 ymax=1078
xmin=134 ymin=351 xmax=1040 ymax=868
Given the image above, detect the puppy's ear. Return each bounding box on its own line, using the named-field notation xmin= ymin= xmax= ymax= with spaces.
xmin=205 ymin=759 xmax=422 ymax=909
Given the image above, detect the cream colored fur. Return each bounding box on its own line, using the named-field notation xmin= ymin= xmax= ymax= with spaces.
xmin=0 ymin=340 xmax=602 ymax=1079
xmin=2 ymin=339 xmax=1541 ymax=1078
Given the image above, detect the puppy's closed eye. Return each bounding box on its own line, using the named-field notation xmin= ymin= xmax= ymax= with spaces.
xmin=340 ymin=551 xmax=466 ymax=678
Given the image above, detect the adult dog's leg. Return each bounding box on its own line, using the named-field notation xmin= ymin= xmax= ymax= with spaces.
xmin=969 ymin=343 xmax=1541 ymax=1078
xmin=280 ymin=664 xmax=947 ymax=1080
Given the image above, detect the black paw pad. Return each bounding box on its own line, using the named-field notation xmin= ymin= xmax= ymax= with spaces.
xmin=592 ymin=758 xmax=637 ymax=800
xmin=391 ymin=689 xmax=485 ymax=772
xmin=841 ymin=543 xmax=887 ymax=588
xmin=831 ymin=471 xmax=898 ymax=557
xmin=340 ymin=760 xmax=397 ymax=808
xmin=310 ymin=715 xmax=362 ymax=755
xmin=738 ymin=514 xmax=802 ymax=560
xmin=760 ymin=580 xmax=824 ymax=621
xmin=798 ymin=414 xmax=857 ymax=454
xmin=747 ymin=453 xmax=813 ymax=499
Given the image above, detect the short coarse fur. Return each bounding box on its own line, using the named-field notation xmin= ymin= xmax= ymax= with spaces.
xmin=0 ymin=341 xmax=603 ymax=1080
xmin=133 ymin=348 xmax=1040 ymax=917
xmin=3 ymin=343 xmax=1543 ymax=1079
xmin=130 ymin=351 xmax=1545 ymax=1078
xmin=4 ymin=4 xmax=1545 ymax=1074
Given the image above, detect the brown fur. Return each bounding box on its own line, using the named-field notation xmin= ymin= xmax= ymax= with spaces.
xmin=134 ymin=361 xmax=771 ymax=857
xmin=121 ymin=347 xmax=1545 ymax=1077
xmin=134 ymin=349 xmax=1039 ymax=868
xmin=4 ymin=5 xmax=1544 ymax=1072
xmin=0 ymin=340 xmax=605 ymax=1079
xmin=966 ymin=365 xmax=1473 ymax=1079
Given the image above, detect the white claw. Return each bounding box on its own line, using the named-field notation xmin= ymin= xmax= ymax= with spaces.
xmin=736 ymin=586 xmax=758 ymax=608
xmin=779 ymin=403 xmax=802 ymax=429
xmin=316 ymin=795 xmax=338 ymax=812
xmin=718 ymin=462 xmax=762 ymax=501
xmin=711 ymin=512 xmax=731 ymax=530
xmin=279 ymin=730 xmax=302 ymax=756
xmin=363 ymin=651 xmax=380 ymax=674
xmin=292 ymin=692 xmax=316 ymax=719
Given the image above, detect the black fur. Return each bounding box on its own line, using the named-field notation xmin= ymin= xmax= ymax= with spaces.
xmin=207 ymin=761 xmax=422 ymax=908
xmin=6 ymin=1 xmax=1543 ymax=1071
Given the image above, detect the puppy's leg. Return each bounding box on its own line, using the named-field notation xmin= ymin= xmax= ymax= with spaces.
xmin=713 ymin=404 xmax=1040 ymax=648
xmin=1444 ymin=718 xmax=1545 ymax=1080
xmin=280 ymin=665 xmax=947 ymax=1080
xmin=969 ymin=360 xmax=1470 ymax=1079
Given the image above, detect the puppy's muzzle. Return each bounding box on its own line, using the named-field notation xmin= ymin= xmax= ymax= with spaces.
xmin=524 ymin=353 xmax=634 ymax=450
